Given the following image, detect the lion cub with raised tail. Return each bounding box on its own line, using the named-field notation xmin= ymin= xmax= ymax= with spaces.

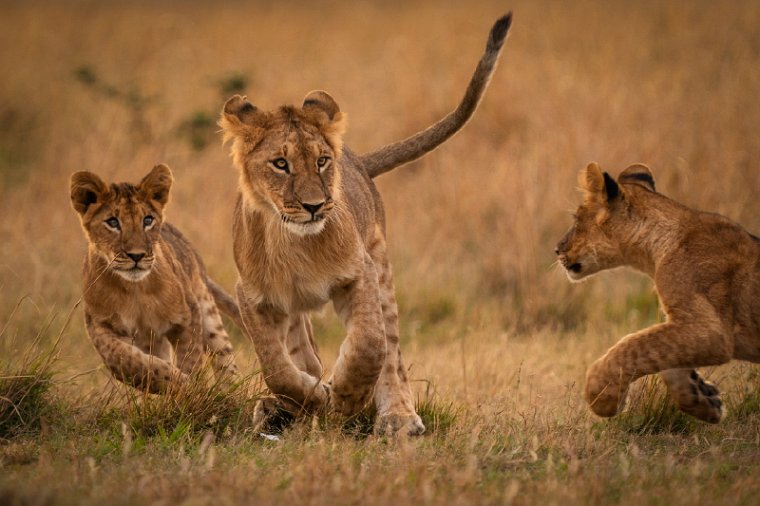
xmin=556 ymin=162 xmax=760 ymax=423
xmin=219 ymin=14 xmax=512 ymax=435
xmin=70 ymin=165 xmax=239 ymax=392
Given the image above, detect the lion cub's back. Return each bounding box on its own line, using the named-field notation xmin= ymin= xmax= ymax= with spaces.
xmin=340 ymin=148 xmax=385 ymax=239
xmin=160 ymin=223 xmax=208 ymax=282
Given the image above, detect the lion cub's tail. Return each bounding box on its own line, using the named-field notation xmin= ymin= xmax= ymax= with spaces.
xmin=206 ymin=277 xmax=244 ymax=330
xmin=359 ymin=13 xmax=512 ymax=179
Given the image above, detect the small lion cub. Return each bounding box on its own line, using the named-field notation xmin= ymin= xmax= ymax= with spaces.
xmin=556 ymin=162 xmax=760 ymax=423
xmin=70 ymin=164 xmax=239 ymax=392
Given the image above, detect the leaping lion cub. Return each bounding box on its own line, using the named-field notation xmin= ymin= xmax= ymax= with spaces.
xmin=220 ymin=14 xmax=512 ymax=435
xmin=70 ymin=165 xmax=240 ymax=392
xmin=556 ymin=162 xmax=760 ymax=423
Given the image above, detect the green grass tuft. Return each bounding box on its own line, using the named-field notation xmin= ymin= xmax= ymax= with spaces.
xmin=0 ymin=367 xmax=55 ymax=440
xmin=0 ymin=341 xmax=60 ymax=440
xmin=115 ymin=372 xmax=265 ymax=441
xmin=416 ymin=384 xmax=458 ymax=435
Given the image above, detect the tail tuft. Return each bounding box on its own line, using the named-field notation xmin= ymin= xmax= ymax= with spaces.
xmin=488 ymin=12 xmax=512 ymax=53
xmin=359 ymin=13 xmax=513 ymax=179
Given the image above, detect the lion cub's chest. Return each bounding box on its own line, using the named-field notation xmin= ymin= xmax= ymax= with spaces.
xmin=236 ymin=206 xmax=366 ymax=313
xmin=258 ymin=259 xmax=359 ymax=313
xmin=245 ymin=247 xmax=360 ymax=313
xmin=111 ymin=284 xmax=194 ymax=344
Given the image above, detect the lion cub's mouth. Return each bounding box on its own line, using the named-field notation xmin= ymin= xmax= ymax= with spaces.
xmin=112 ymin=266 xmax=152 ymax=282
xmin=280 ymin=213 xmax=328 ymax=236
xmin=558 ymin=255 xmax=584 ymax=280
xmin=111 ymin=257 xmax=154 ymax=282
xmin=564 ymin=262 xmax=584 ymax=282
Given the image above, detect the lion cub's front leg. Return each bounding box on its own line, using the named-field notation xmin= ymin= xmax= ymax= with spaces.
xmin=329 ymin=254 xmax=386 ymax=416
xmin=237 ymin=284 xmax=329 ymax=415
xmin=86 ymin=315 xmax=186 ymax=393
xmin=166 ymin=323 xmax=207 ymax=376
xmin=198 ymin=289 xmax=239 ymax=381
xmin=586 ymin=321 xmax=731 ymax=417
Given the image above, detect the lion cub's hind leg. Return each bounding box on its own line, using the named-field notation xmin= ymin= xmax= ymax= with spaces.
xmin=369 ymin=228 xmax=425 ymax=436
xmin=660 ymin=369 xmax=723 ymax=423
xmin=198 ymin=289 xmax=240 ymax=381
xmin=286 ymin=314 xmax=323 ymax=380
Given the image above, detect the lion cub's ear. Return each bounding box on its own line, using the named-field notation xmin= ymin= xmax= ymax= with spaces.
xmin=580 ymin=162 xmax=619 ymax=204
xmin=302 ymin=90 xmax=347 ymax=154
xmin=70 ymin=171 xmax=109 ymax=215
xmin=303 ymin=90 xmax=340 ymax=120
xmin=139 ymin=164 xmax=173 ymax=207
xmin=618 ymin=163 xmax=656 ymax=192
xmin=219 ymin=95 xmax=267 ymax=145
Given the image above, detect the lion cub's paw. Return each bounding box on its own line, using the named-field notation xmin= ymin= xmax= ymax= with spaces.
xmin=252 ymin=396 xmax=295 ymax=433
xmin=677 ymin=371 xmax=723 ymax=424
xmin=328 ymin=383 xmax=373 ymax=417
xmin=299 ymin=381 xmax=331 ymax=415
xmin=585 ymin=364 xmax=629 ymax=418
xmin=375 ymin=412 xmax=426 ymax=437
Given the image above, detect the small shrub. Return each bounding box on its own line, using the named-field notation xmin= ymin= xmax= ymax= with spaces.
xmin=0 ymin=330 xmax=60 ymax=440
xmin=218 ymin=72 xmax=249 ymax=96
xmin=177 ymin=111 xmax=217 ymax=151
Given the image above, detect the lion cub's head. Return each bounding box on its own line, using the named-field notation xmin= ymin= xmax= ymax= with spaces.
xmin=70 ymin=165 xmax=173 ymax=282
xmin=219 ymin=91 xmax=347 ymax=236
xmin=555 ymin=162 xmax=657 ymax=281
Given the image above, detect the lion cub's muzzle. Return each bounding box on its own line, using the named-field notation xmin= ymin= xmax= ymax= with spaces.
xmin=111 ymin=252 xmax=155 ymax=282
xmin=557 ymin=253 xmax=583 ymax=277
xmin=281 ymin=198 xmax=335 ymax=235
xmin=555 ymin=248 xmax=581 ymax=274
xmin=555 ymin=233 xmax=584 ymax=279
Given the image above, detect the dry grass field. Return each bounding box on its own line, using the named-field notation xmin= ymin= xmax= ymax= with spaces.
xmin=2 ymin=0 xmax=760 ymax=504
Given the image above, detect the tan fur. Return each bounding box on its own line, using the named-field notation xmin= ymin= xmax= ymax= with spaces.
xmin=220 ymin=15 xmax=512 ymax=435
xmin=70 ymin=165 xmax=239 ymax=393
xmin=556 ymin=162 xmax=760 ymax=423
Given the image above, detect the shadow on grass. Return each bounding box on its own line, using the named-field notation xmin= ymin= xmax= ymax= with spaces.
xmin=256 ymin=380 xmax=459 ymax=439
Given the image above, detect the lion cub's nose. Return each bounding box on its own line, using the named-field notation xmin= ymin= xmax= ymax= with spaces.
xmin=127 ymin=252 xmax=146 ymax=263
xmin=301 ymin=201 xmax=325 ymax=216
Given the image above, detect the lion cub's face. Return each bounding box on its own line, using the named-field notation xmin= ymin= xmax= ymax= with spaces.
xmin=220 ymin=91 xmax=347 ymax=236
xmin=70 ymin=165 xmax=173 ymax=282
xmin=555 ymin=162 xmax=656 ymax=281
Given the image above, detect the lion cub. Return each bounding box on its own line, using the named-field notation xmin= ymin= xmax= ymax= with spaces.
xmin=219 ymin=15 xmax=512 ymax=435
xmin=556 ymin=162 xmax=760 ymax=423
xmin=70 ymin=165 xmax=239 ymax=392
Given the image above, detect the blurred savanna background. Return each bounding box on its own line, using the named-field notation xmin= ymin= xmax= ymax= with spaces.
xmin=2 ymin=0 xmax=760 ymax=504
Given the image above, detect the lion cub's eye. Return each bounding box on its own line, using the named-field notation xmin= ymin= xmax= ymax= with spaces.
xmin=143 ymin=215 xmax=155 ymax=228
xmin=316 ymin=156 xmax=330 ymax=171
xmin=105 ymin=217 xmax=121 ymax=231
xmin=271 ymin=158 xmax=289 ymax=173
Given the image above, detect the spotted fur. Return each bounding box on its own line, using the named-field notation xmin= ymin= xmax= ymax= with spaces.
xmin=70 ymin=165 xmax=239 ymax=392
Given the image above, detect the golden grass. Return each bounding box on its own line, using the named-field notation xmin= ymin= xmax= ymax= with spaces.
xmin=2 ymin=0 xmax=760 ymax=503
